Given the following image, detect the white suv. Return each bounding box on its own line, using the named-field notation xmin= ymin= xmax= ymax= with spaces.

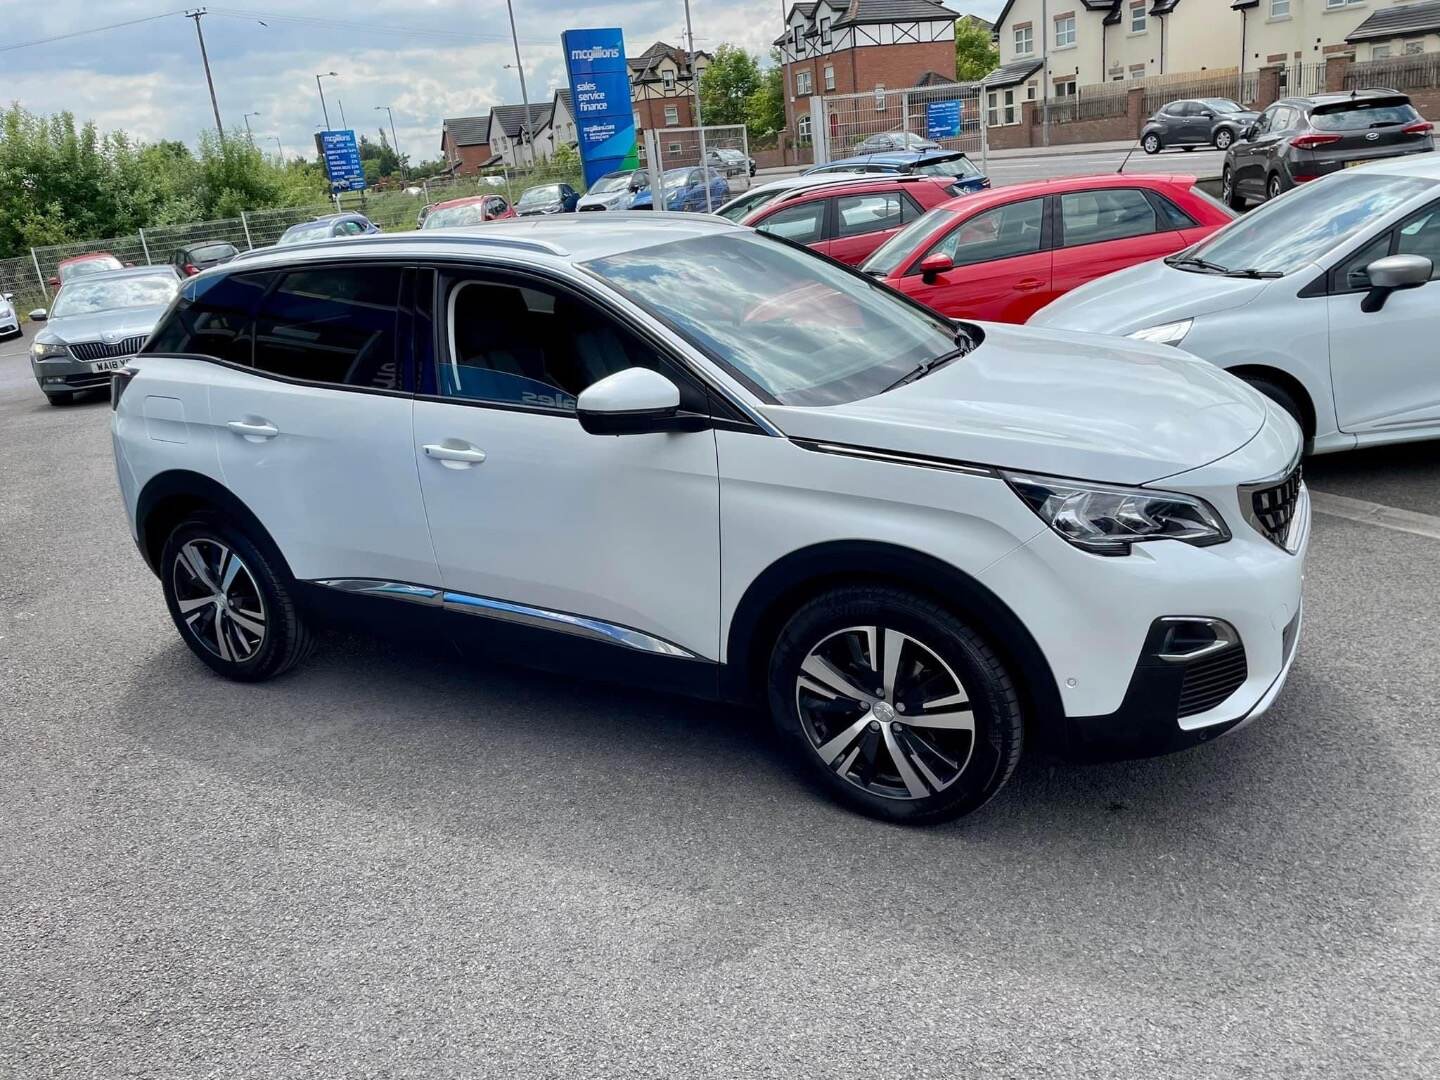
xmin=112 ymin=214 xmax=1309 ymax=823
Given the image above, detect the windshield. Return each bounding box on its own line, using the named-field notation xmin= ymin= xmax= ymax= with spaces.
xmin=1180 ymin=173 xmax=1435 ymax=275
xmin=423 ymin=203 xmax=488 ymax=228
xmin=862 ymin=207 xmax=960 ymax=277
xmin=717 ymin=187 xmax=788 ymax=221
xmin=279 ymin=222 xmax=333 ymax=244
xmin=1201 ymin=99 xmax=1244 ymax=114
xmin=519 ymin=185 xmax=561 ymax=206
xmin=189 ymin=244 xmax=235 ymax=262
xmin=52 ymin=274 xmax=178 ymax=318
xmin=1311 ymin=102 xmax=1420 ymax=131
xmin=61 ymin=257 xmax=122 ymax=281
xmin=590 ymin=172 xmax=633 ymax=193
xmin=912 ymin=155 xmax=981 ymax=179
xmin=583 ymin=232 xmax=962 ymax=406
xmin=663 ymin=169 xmax=695 ymax=190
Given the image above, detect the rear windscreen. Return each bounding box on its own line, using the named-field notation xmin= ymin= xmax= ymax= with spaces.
xmin=1311 ymin=102 xmax=1419 ymax=131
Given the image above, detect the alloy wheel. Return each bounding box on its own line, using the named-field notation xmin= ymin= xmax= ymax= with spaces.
xmin=1268 ymin=175 xmax=1283 ymax=200
xmin=171 ymin=538 xmax=267 ymax=662
xmin=1222 ymin=168 xmax=1234 ymax=202
xmin=795 ymin=625 xmax=975 ymax=802
xmin=1143 ymin=135 xmax=1160 ymax=154
xmin=1216 ymin=130 xmax=1233 ymax=150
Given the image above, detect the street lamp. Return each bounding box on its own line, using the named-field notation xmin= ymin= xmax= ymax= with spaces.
xmin=272 ymin=136 xmax=285 ymax=161
xmin=242 ymin=111 xmax=261 ymax=137
xmin=315 ymin=71 xmax=338 ymax=131
xmin=374 ymin=104 xmax=406 ymax=180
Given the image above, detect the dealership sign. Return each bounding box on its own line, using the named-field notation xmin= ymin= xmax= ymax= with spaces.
xmin=561 ymin=27 xmax=639 ymax=188
xmin=925 ymin=99 xmax=963 ymax=141
xmin=318 ymin=129 xmax=366 ymax=192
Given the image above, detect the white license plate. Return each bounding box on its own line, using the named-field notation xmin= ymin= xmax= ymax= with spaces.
xmin=91 ymin=357 xmax=129 ymax=372
xmin=1344 ymin=159 xmax=1373 ymax=169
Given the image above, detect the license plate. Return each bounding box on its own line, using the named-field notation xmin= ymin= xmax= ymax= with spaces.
xmin=1344 ymin=159 xmax=1373 ymax=169
xmin=91 ymin=358 xmax=129 ymax=372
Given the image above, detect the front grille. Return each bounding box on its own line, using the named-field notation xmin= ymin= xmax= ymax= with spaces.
xmin=63 ymin=371 xmax=117 ymax=388
xmin=68 ymin=336 xmax=146 ymax=362
xmin=1244 ymin=463 xmax=1302 ymax=549
xmin=1177 ymin=645 xmax=1249 ymax=718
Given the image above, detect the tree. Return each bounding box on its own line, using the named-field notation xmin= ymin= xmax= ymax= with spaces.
xmin=955 ymin=19 xmax=1000 ymax=82
xmin=700 ymin=44 xmax=763 ymax=130
xmin=744 ymin=51 xmax=787 ymax=142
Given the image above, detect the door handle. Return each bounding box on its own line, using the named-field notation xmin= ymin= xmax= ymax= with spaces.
xmin=1015 ymin=278 xmax=1045 ymax=291
xmin=226 ymin=419 xmax=278 ymax=440
xmin=423 ymin=442 xmax=487 ymax=467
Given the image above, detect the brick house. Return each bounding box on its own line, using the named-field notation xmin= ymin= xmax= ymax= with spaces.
xmin=439 ymin=115 xmax=492 ymax=175
xmin=628 ymin=41 xmax=711 ymax=134
xmin=486 ymin=103 xmax=554 ymax=167
xmin=774 ymin=0 xmax=962 ymax=146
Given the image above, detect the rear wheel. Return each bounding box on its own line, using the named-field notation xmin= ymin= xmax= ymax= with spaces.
xmin=767 ymin=586 xmax=1023 ymax=824
xmin=1142 ymin=133 xmax=1161 ymax=155
xmin=160 ymin=515 xmax=314 ymax=681
xmin=1215 ymin=128 xmax=1234 ymax=151
xmin=1267 ymin=172 xmax=1285 ymax=201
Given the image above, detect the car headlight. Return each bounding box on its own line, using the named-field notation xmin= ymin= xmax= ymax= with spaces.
xmin=1004 ymin=472 xmax=1230 ymax=555
xmin=1127 ymin=319 xmax=1193 ymax=347
xmin=30 ymin=341 xmax=70 ymax=361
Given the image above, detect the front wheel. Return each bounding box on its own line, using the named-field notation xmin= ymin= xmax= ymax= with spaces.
xmin=1215 ymin=128 xmax=1234 ymax=151
xmin=1142 ymin=133 xmax=1161 ymax=155
xmin=1243 ymin=376 xmax=1306 ymax=436
xmin=767 ymin=586 xmax=1024 ymax=824
xmin=1222 ymin=165 xmax=1245 ymax=211
xmin=161 ymin=515 xmax=314 ymax=681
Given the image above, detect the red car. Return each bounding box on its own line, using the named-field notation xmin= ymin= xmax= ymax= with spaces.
xmin=861 ymin=174 xmax=1234 ymax=323
xmin=740 ymin=175 xmax=966 ymax=266
xmin=419 ymin=193 xmax=517 ymax=229
xmin=48 ymin=252 xmax=124 ymax=290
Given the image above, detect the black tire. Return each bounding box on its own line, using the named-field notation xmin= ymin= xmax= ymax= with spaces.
xmin=160 ymin=514 xmax=314 ymax=682
xmin=1142 ymin=133 xmax=1161 ymax=155
xmin=1214 ymin=128 xmax=1234 ymax=151
xmin=1243 ymin=376 xmax=1306 ymax=434
xmin=767 ymin=585 xmax=1023 ymax=824
xmin=1267 ymin=172 xmax=1285 ymax=201
xmin=1222 ymin=165 xmax=1245 ymax=211
xmin=45 ymin=391 xmax=75 ymax=406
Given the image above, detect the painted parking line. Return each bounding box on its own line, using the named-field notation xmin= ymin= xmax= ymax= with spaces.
xmin=1310 ymin=490 xmax=1440 ymax=543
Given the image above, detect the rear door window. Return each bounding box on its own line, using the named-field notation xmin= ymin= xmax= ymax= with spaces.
xmin=1058 ymin=188 xmax=1160 ymax=246
xmin=252 ymin=265 xmax=405 ymax=389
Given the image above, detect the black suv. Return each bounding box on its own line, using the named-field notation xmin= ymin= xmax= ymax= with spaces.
xmin=171 ymin=241 xmax=240 ymax=277
xmin=1221 ymin=90 xmax=1434 ymax=208
xmin=1141 ymin=98 xmax=1259 ymax=154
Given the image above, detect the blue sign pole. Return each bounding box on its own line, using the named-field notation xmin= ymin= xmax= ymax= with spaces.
xmin=561 ymin=28 xmax=639 ymax=189
xmin=319 ymin=129 xmax=367 ymax=193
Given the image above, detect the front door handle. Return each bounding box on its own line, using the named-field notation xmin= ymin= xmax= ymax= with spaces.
xmin=423 ymin=441 xmax=487 ymax=468
xmin=226 ymin=418 xmax=278 ymax=440
xmin=1015 ymin=278 xmax=1045 ymax=291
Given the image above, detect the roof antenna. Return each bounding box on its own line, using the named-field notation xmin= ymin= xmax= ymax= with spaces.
xmin=1117 ymin=138 xmax=1139 ymax=175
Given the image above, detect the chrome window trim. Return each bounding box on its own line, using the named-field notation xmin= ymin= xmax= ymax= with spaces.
xmin=312 ymin=578 xmax=697 ymax=658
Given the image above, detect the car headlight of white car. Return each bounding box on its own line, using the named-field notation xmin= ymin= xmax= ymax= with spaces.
xmin=1003 ymin=472 xmax=1230 ymax=555
xmin=1126 ymin=319 xmax=1193 ymax=348
xmin=30 ymin=341 xmax=70 ymax=361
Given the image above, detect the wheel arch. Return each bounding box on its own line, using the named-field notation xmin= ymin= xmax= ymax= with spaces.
xmin=136 ymin=470 xmax=291 ymax=579
xmin=1225 ymin=363 xmax=1318 ymax=438
xmin=722 ymin=540 xmax=1064 ymax=741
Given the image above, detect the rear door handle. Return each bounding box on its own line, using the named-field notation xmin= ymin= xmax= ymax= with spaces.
xmin=423 ymin=442 xmax=487 ymax=468
xmin=1015 ymin=278 xmax=1045 ymax=291
xmin=226 ymin=419 xmax=278 ymax=440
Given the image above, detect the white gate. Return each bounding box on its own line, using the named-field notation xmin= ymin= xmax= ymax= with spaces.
xmin=815 ymin=83 xmax=987 ymax=172
xmin=641 ymin=124 xmax=752 ymax=213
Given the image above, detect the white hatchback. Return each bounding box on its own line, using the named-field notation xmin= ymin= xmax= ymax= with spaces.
xmin=112 ymin=214 xmax=1307 ymax=823
xmin=1030 ymin=155 xmax=1440 ymax=454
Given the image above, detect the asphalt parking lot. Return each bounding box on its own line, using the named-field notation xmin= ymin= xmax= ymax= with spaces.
xmin=2 ymin=322 xmax=1438 ymax=1078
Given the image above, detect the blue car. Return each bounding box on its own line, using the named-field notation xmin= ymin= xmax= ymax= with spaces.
xmin=803 ymin=150 xmax=990 ymax=195
xmin=631 ymin=166 xmax=731 ymax=212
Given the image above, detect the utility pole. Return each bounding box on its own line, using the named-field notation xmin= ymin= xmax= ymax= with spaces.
xmin=315 ymin=71 xmax=337 ymax=131
xmin=242 ymin=111 xmax=260 ymax=136
xmin=273 ymin=136 xmax=284 ymax=160
xmin=504 ymin=0 xmax=534 ymax=166
xmin=375 ymin=105 xmax=406 ymax=180
xmin=186 ymin=9 xmax=224 ymax=139
xmin=683 ymin=0 xmax=711 ymax=210
xmin=337 ymin=98 xmax=348 ymax=130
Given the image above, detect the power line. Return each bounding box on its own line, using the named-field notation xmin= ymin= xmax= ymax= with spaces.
xmin=0 ymin=10 xmax=185 ymax=53
xmin=208 ymin=7 xmax=553 ymax=45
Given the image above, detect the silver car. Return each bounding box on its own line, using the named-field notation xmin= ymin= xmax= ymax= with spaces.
xmin=0 ymin=291 xmax=20 ymax=340
xmin=28 ymin=266 xmax=180 ymax=405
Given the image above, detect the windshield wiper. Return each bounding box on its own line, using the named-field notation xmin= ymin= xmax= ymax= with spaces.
xmin=1221 ymin=268 xmax=1283 ymax=279
xmin=1166 ymin=255 xmax=1228 ymax=274
xmin=881 ymin=335 xmax=974 ymax=393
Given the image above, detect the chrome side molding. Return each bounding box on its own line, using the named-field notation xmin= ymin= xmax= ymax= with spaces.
xmin=792 ymin=439 xmax=998 ymax=478
xmin=312 ymin=578 xmax=696 ymax=658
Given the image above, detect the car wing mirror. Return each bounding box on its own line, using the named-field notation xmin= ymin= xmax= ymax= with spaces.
xmin=1241 ymin=124 xmax=1257 ymax=140
xmin=577 ymin=367 xmax=708 ymax=436
xmin=919 ymin=252 xmax=954 ymax=283
xmin=29 ymin=309 xmax=47 ymax=321
xmin=1361 ymin=254 xmax=1431 ymax=312
xmin=2 ymin=292 xmax=12 ymax=302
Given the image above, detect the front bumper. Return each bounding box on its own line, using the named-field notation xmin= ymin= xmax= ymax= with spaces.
xmin=0 ymin=312 xmax=19 ymax=336
xmin=32 ymin=353 xmax=128 ymax=393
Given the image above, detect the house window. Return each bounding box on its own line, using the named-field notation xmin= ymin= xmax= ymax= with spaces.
xmin=821 ymin=17 xmax=832 ymax=45
xmin=796 ymin=69 xmax=813 ymax=95
xmin=1406 ymin=41 xmax=1425 ymax=55
xmin=824 ymin=64 xmax=836 ymax=91
xmin=1055 ymin=14 xmax=1076 ymax=49
xmin=1027 ymin=83 xmax=1037 ymax=100
xmin=987 ymin=92 xmax=999 ymax=126
xmin=797 ymin=114 xmax=812 ymax=143
xmin=1130 ymin=2 xmax=1146 ymax=33
xmin=662 ymin=69 xmax=676 ymax=90
xmin=793 ymin=25 xmax=804 ymax=53
xmin=1014 ymin=24 xmax=1033 ymax=55
xmin=1054 ymin=77 xmax=1076 ymax=98
xmin=664 ymin=105 xmax=679 ymax=126
xmin=1372 ymin=45 xmax=1393 ymax=59
xmin=1112 ymin=70 xmax=1126 ymax=81
xmin=1129 ymin=64 xmax=1146 ymax=79
xmin=1270 ymin=0 xmax=1290 ymax=17
xmin=634 ymin=111 xmax=642 ymax=131
xmin=668 ymin=142 xmax=682 ymax=153
xmin=1326 ymin=0 xmax=1364 ymax=8
xmin=1004 ymin=88 xmax=1017 ymax=125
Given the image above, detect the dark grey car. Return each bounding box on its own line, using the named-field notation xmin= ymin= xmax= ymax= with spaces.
xmin=28 ymin=267 xmax=180 ymax=405
xmin=1221 ymin=91 xmax=1435 ymax=208
xmin=1141 ymin=98 xmax=1259 ymax=154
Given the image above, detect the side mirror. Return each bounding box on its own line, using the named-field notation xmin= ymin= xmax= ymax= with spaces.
xmin=1242 ymin=124 xmax=1257 ymax=140
xmin=1361 ymin=254 xmax=1431 ymax=312
xmin=577 ymin=368 xmax=706 ymax=436
xmin=919 ymin=252 xmax=954 ymax=283
xmin=2 ymin=292 xmax=12 ymax=302
xmin=29 ymin=309 xmax=47 ymax=321
xmin=1199 ymin=111 xmax=1214 ymax=120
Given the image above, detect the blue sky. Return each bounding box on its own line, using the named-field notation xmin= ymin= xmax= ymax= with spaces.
xmin=0 ymin=1 xmax=1005 ymax=161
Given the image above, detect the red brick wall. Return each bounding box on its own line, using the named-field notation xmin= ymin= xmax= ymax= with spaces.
xmin=442 ymin=135 xmax=492 ymax=176
xmin=784 ymin=39 xmax=959 ymax=148
xmin=634 ymin=96 xmax=696 ymax=133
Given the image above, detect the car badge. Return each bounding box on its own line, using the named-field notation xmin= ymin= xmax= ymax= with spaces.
xmin=102 ymin=330 xmax=121 ymax=344
xmin=1365 ymin=131 xmax=1380 ymax=141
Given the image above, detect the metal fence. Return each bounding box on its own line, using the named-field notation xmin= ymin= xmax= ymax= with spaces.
xmin=1039 ymin=84 xmax=1130 ymax=126
xmin=815 ymin=83 xmax=987 ymax=171
xmin=642 ymin=124 xmax=752 ymax=213
xmin=1344 ymin=53 xmax=1440 ymax=92
xmin=1142 ymin=69 xmax=1262 ymax=116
